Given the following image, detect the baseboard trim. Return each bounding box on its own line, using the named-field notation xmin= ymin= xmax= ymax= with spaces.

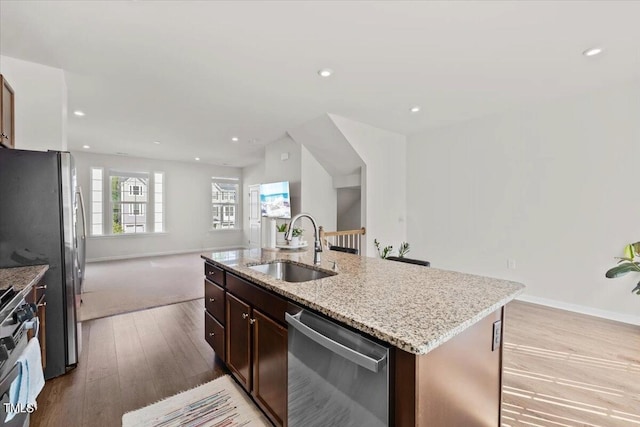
xmin=516 ymin=294 xmax=640 ymax=326
xmin=86 ymin=246 xmax=248 ymax=263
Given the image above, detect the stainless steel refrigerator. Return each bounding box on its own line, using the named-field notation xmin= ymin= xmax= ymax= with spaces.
xmin=0 ymin=149 xmax=86 ymax=379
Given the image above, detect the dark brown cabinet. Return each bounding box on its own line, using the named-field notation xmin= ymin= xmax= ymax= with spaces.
xmin=204 ymin=262 xmax=226 ymax=362
xmin=225 ymin=273 xmax=288 ymax=427
xmin=252 ymin=309 xmax=287 ymax=427
xmin=226 ymin=293 xmax=252 ymax=390
xmin=0 ymin=75 xmax=15 ymax=149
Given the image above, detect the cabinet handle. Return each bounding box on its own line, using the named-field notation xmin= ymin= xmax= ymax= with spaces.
xmin=242 ymin=313 xmax=249 ymax=319
xmin=36 ymin=285 xmax=47 ymax=290
xmin=37 ymin=302 xmax=47 ymax=308
xmin=249 ymin=319 xmax=256 ymax=325
xmin=209 ymin=298 xmax=215 ymax=302
xmin=209 ymin=332 xmax=215 ymax=337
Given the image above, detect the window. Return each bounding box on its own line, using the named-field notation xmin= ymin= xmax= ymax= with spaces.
xmin=212 ymin=178 xmax=239 ymax=229
xmin=111 ymin=174 xmax=148 ymax=234
xmin=90 ymin=168 xmax=103 ymax=236
xmin=89 ymin=169 xmax=164 ymax=235
xmin=154 ymin=172 xmax=164 ymax=232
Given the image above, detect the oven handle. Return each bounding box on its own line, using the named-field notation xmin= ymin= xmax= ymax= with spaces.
xmin=0 ymin=363 xmax=20 ymax=397
xmin=285 ymin=312 xmax=386 ymax=373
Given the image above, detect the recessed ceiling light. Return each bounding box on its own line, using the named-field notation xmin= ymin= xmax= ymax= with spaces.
xmin=73 ymin=110 xmax=85 ymax=117
xmin=410 ymin=106 xmax=421 ymax=113
xmin=153 ymin=141 xmax=161 ymax=145
xmin=583 ymin=47 xmax=603 ymax=57
xmin=318 ymin=68 xmax=333 ymax=78
xmin=195 ymin=157 xmax=200 ymax=161
xmin=231 ymin=137 xmax=239 ymax=142
xmin=82 ymin=145 xmax=90 ymax=149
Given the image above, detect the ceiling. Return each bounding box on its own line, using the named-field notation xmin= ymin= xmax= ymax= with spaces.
xmin=1 ymin=1 xmax=639 ymax=167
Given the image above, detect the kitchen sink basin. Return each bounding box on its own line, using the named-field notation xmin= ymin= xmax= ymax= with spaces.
xmin=248 ymin=261 xmax=336 ymax=283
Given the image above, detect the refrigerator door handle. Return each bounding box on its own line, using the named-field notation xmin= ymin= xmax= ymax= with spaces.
xmin=76 ymin=187 xmax=87 ymax=240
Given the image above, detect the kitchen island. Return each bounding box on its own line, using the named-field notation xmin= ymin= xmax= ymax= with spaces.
xmin=201 ymin=248 xmax=524 ymax=426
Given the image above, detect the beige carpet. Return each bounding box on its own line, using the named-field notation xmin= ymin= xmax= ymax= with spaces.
xmin=122 ymin=375 xmax=271 ymax=427
xmin=79 ymin=252 xmax=205 ymax=321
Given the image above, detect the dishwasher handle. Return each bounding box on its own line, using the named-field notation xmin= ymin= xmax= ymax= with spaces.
xmin=286 ymin=312 xmax=386 ymax=373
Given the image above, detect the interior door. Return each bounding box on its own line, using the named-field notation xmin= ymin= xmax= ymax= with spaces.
xmin=248 ymin=184 xmax=261 ymax=248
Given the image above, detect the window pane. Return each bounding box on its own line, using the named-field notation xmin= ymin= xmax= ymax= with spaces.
xmin=154 ymin=172 xmax=164 ymax=233
xmin=211 ymin=180 xmax=239 ymax=229
xmin=90 ymin=167 xmax=103 ymax=236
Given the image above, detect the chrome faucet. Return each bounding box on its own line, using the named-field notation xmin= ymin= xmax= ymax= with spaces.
xmin=285 ymin=213 xmax=323 ymax=265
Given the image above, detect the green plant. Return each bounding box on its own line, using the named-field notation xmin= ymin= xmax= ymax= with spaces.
xmin=291 ymin=227 xmax=304 ymax=237
xmin=276 ymin=223 xmax=288 ymax=232
xmin=605 ymin=242 xmax=640 ymax=295
xmin=374 ymin=239 xmax=393 ymax=259
xmin=398 ymin=242 xmax=410 ymax=258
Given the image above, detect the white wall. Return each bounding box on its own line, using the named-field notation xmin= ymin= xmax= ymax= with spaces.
xmin=337 ymin=188 xmax=361 ymax=231
xmin=407 ymin=81 xmax=640 ymax=324
xmin=330 ymin=115 xmax=407 ymax=256
xmin=300 ymin=145 xmax=337 ymax=236
xmin=74 ymin=151 xmax=244 ymax=261
xmin=0 ymin=56 xmax=67 ymax=151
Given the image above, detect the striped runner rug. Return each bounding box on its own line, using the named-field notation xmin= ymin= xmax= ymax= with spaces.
xmin=122 ymin=375 xmax=271 ymax=427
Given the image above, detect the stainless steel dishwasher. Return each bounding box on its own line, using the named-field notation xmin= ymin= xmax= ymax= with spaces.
xmin=286 ymin=310 xmax=389 ymax=427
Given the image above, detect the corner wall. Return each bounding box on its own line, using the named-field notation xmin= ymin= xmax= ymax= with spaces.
xmin=0 ymin=55 xmax=67 ymax=151
xmin=330 ymin=115 xmax=407 ymax=256
xmin=406 ymin=81 xmax=640 ymax=323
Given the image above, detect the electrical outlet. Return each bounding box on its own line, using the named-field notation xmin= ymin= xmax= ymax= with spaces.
xmin=492 ymin=320 xmax=502 ymax=351
xmin=507 ymin=259 xmax=516 ymax=269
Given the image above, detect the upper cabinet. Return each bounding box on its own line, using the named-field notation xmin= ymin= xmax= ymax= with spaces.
xmin=0 ymin=74 xmax=15 ymax=149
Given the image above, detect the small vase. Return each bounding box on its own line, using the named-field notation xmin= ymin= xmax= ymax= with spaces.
xmin=290 ymin=236 xmax=300 ymax=246
xmin=276 ymin=232 xmax=286 ymax=245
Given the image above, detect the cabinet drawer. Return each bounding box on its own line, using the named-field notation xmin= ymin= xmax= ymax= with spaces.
xmin=204 ymin=262 xmax=225 ymax=287
xmin=226 ymin=273 xmax=287 ymax=325
xmin=205 ymin=311 xmax=225 ymax=362
xmin=204 ymin=279 xmax=225 ymax=324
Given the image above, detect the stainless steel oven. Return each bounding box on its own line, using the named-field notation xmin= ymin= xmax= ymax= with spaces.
xmin=286 ymin=310 xmax=390 ymax=427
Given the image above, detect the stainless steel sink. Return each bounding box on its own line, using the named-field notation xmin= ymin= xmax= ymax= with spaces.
xmin=248 ymin=261 xmax=336 ymax=283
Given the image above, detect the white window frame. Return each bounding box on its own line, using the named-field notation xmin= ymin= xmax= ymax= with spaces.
xmin=211 ymin=177 xmax=240 ymax=230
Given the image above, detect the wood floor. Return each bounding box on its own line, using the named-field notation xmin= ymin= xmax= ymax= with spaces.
xmin=31 ymin=299 xmax=639 ymax=427
xmin=31 ymin=299 xmax=226 ymax=427
xmin=503 ymin=301 xmax=640 ymax=427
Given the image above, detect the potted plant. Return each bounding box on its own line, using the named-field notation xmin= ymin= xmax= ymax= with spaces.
xmin=375 ymin=240 xmax=431 ymax=266
xmin=605 ymin=242 xmax=640 ymax=295
xmin=290 ymin=227 xmax=304 ymax=246
xmin=276 ymin=222 xmax=288 ymax=244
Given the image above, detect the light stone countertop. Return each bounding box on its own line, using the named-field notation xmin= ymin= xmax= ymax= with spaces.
xmin=0 ymin=264 xmax=49 ymax=292
xmin=201 ymin=249 xmax=524 ymax=355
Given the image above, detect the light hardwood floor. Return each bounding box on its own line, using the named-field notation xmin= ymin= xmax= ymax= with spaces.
xmin=503 ymin=301 xmax=640 ymax=427
xmin=31 ymin=299 xmax=639 ymax=427
xmin=32 ymin=299 xmax=226 ymax=427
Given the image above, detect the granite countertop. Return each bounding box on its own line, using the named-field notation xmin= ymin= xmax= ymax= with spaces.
xmin=0 ymin=265 xmax=49 ymax=292
xmin=201 ymin=249 xmax=524 ymax=355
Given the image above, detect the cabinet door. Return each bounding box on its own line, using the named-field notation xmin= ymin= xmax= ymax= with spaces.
xmin=252 ymin=309 xmax=287 ymax=427
xmin=204 ymin=279 xmax=225 ymax=324
xmin=226 ymin=293 xmax=252 ymax=391
xmin=36 ymin=294 xmax=46 ymax=368
xmin=205 ymin=311 xmax=225 ymax=362
xmin=0 ymin=76 xmax=14 ymax=149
